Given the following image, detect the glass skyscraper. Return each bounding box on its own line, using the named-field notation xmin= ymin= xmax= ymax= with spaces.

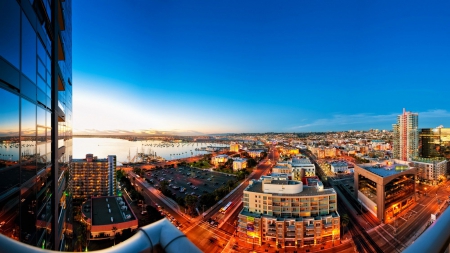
xmin=0 ymin=0 xmax=72 ymax=250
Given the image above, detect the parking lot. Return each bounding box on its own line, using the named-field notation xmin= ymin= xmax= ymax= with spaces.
xmin=143 ymin=166 xmax=237 ymax=200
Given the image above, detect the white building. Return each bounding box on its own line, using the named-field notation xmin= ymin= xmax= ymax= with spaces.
xmin=247 ymin=150 xmax=265 ymax=158
xmin=330 ymin=161 xmax=348 ymax=173
xmin=291 ymin=157 xmax=316 ymax=178
xmin=211 ymin=154 xmax=229 ymax=166
xmin=233 ymin=158 xmax=248 ymax=171
xmin=272 ymin=157 xmax=315 ymax=181
xmin=411 ymin=158 xmax=447 ymax=182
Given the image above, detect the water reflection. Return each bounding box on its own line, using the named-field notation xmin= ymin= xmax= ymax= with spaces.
xmin=21 ymin=98 xmax=36 ymax=161
xmin=0 ymin=88 xmax=19 ymax=169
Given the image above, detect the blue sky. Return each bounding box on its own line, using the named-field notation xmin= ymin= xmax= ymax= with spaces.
xmin=73 ymin=1 xmax=450 ymax=134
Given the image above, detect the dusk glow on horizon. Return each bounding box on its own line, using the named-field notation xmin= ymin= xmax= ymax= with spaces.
xmin=73 ymin=1 xmax=450 ymax=134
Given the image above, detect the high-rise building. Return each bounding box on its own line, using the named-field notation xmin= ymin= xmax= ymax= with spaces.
xmin=71 ymin=154 xmax=117 ymax=201
xmin=392 ymin=109 xmax=418 ymax=161
xmin=419 ymin=127 xmax=450 ymax=159
xmin=0 ymin=0 xmax=72 ymax=250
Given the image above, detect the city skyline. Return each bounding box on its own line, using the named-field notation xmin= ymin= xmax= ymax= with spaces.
xmin=73 ymin=1 xmax=450 ymax=135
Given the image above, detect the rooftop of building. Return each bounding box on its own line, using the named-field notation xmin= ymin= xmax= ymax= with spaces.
xmin=246 ymin=180 xmax=334 ymax=196
xmin=330 ymin=161 xmax=348 ymax=166
xmin=411 ymin=157 xmax=447 ymax=163
xmin=240 ymin=209 xmax=262 ymax=218
xmin=291 ymin=157 xmax=313 ymax=165
xmin=72 ymin=153 xmax=115 ymax=163
xmin=306 ymin=177 xmax=323 ymax=187
xmin=301 ymin=176 xmax=320 ymax=185
xmin=213 ymin=154 xmax=229 ymax=158
xmin=358 ymin=160 xmax=413 ymax=177
xmin=82 ymin=196 xmax=136 ymax=226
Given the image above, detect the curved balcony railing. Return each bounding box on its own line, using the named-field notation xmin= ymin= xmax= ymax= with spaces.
xmin=0 ymin=219 xmax=202 ymax=253
xmin=403 ymin=205 xmax=450 ymax=253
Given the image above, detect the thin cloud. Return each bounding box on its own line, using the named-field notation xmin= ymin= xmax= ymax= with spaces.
xmin=290 ymin=113 xmax=397 ymax=130
xmin=290 ymin=109 xmax=450 ymax=130
xmin=74 ymin=128 xmax=205 ymax=136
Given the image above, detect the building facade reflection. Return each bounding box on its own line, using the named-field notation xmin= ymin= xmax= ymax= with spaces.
xmin=0 ymin=0 xmax=72 ymax=250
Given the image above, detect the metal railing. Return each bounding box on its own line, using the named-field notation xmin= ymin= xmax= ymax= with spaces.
xmin=0 ymin=219 xmax=202 ymax=253
xmin=403 ymin=206 xmax=450 ymax=253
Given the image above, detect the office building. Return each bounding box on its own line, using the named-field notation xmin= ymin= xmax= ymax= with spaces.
xmin=392 ymin=109 xmax=419 ymax=161
xmin=419 ymin=127 xmax=450 ymax=159
xmin=353 ymin=160 xmax=416 ymax=222
xmin=0 ymin=0 xmax=72 ymax=250
xmin=71 ymin=154 xmax=117 ymax=200
xmin=81 ymin=196 xmax=138 ymax=239
xmin=238 ymin=175 xmax=339 ymax=248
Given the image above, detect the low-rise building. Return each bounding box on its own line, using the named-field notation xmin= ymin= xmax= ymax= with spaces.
xmin=330 ymin=161 xmax=348 ymax=173
xmin=411 ymin=158 xmax=447 ymax=183
xmin=353 ymin=160 xmax=417 ymax=222
xmin=211 ymin=154 xmax=229 ymax=166
xmin=81 ymin=196 xmax=138 ymax=239
xmin=233 ymin=158 xmax=248 ymax=171
xmin=238 ymin=175 xmax=339 ymax=248
xmin=230 ymin=142 xmax=240 ymax=152
xmin=280 ymin=147 xmax=300 ymax=156
xmin=247 ymin=149 xmax=265 ymax=159
xmin=291 ymin=157 xmax=315 ymax=178
xmin=309 ymin=146 xmax=338 ymax=159
xmin=272 ymin=157 xmax=315 ymax=181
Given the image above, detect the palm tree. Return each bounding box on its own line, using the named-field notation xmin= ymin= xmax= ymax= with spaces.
xmin=112 ymin=226 xmax=118 ymax=245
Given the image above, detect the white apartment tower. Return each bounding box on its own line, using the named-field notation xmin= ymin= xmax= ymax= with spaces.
xmin=393 ymin=109 xmax=419 ymax=161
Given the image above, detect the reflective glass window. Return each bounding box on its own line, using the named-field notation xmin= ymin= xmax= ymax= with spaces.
xmin=0 ymin=87 xmax=20 ymax=168
xmin=19 ymin=179 xmax=37 ymax=245
xmin=21 ymin=12 xmax=37 ymax=83
xmin=37 ymin=88 xmax=46 ymax=107
xmin=21 ymin=98 xmax=37 ymax=161
xmin=0 ymin=190 xmax=19 ymax=237
xmin=37 ymin=106 xmax=45 ymax=126
xmin=37 ymin=58 xmax=46 ymax=80
xmin=46 ymin=111 xmax=51 ymax=129
xmin=37 ymin=39 xmax=47 ymax=68
xmin=37 ymin=75 xmax=46 ymax=92
xmin=0 ymin=1 xmax=20 ymax=68
xmin=46 ymin=84 xmax=51 ymax=98
xmin=46 ymin=71 xmax=51 ymax=86
xmin=21 ymin=74 xmax=37 ymax=101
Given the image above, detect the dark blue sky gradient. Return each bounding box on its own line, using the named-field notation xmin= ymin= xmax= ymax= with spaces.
xmin=73 ymin=1 xmax=450 ymax=134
